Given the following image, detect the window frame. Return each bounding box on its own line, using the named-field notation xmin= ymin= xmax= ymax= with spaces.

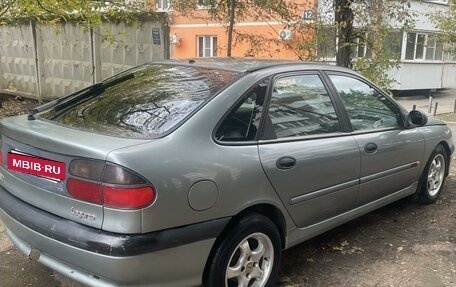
xmin=156 ymin=0 xmax=173 ymax=11
xmin=258 ymin=71 xmax=351 ymax=143
xmin=404 ymin=32 xmax=444 ymax=61
xmin=197 ymin=35 xmax=218 ymax=58
xmin=323 ymin=71 xmax=407 ymax=134
xmin=424 ymin=0 xmax=449 ymax=4
xmin=197 ymin=0 xmax=217 ymax=9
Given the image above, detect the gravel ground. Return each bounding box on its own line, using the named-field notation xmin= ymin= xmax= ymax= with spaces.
xmin=0 ymin=95 xmax=37 ymax=118
xmin=1 ymin=94 xmax=456 ymax=287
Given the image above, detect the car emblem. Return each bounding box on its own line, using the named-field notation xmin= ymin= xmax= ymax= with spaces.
xmin=70 ymin=207 xmax=96 ymax=221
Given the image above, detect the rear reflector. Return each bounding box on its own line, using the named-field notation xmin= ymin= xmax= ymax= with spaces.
xmin=103 ymin=186 xmax=155 ymax=209
xmin=67 ymin=160 xmax=155 ymax=209
xmin=67 ymin=178 xmax=102 ymax=204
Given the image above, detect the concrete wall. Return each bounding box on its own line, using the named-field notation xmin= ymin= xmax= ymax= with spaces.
xmin=0 ymin=14 xmax=169 ymax=100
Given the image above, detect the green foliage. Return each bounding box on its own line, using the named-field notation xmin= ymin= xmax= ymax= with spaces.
xmin=173 ymin=0 xmax=304 ymax=57
xmin=315 ymin=0 xmax=415 ymax=90
xmin=430 ymin=0 xmax=456 ymax=55
xmin=0 ymin=0 xmax=145 ymax=27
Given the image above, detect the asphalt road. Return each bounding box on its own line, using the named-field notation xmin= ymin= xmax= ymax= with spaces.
xmin=2 ymin=169 xmax=456 ymax=287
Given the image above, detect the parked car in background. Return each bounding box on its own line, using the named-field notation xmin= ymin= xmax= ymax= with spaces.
xmin=0 ymin=58 xmax=453 ymax=287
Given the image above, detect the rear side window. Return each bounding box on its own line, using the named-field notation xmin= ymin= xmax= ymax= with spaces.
xmin=215 ymin=79 xmax=268 ymax=142
xmin=40 ymin=64 xmax=240 ymax=138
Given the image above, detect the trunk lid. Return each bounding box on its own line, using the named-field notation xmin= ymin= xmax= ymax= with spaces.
xmin=0 ymin=115 xmax=150 ymax=230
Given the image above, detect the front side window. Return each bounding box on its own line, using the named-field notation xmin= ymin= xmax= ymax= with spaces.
xmin=40 ymin=64 xmax=240 ymax=138
xmin=329 ymin=75 xmax=402 ymax=131
xmin=266 ymin=74 xmax=340 ymax=139
xmin=215 ymin=80 xmax=268 ymax=142
xmin=198 ymin=36 xmax=217 ymax=57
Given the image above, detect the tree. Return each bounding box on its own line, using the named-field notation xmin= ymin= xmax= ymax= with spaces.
xmin=334 ymin=0 xmax=353 ymax=67
xmin=0 ymin=0 xmax=144 ymax=27
xmin=173 ymin=0 xmax=304 ymax=57
xmin=431 ymin=0 xmax=456 ymax=55
xmin=316 ymin=0 xmax=414 ymax=89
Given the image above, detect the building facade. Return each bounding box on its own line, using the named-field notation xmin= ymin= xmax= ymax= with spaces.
xmin=149 ymin=0 xmax=456 ymax=91
xmin=150 ymin=0 xmax=316 ymax=59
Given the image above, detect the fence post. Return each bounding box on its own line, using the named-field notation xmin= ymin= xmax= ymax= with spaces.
xmin=412 ymin=104 xmax=416 ymax=111
xmin=90 ymin=26 xmax=102 ymax=84
xmin=433 ymin=102 xmax=438 ymax=116
xmin=30 ymin=20 xmax=44 ymax=104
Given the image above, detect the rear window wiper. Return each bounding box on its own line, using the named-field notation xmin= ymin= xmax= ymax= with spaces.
xmin=28 ymin=73 xmax=134 ymax=120
xmin=27 ymin=83 xmax=103 ymax=120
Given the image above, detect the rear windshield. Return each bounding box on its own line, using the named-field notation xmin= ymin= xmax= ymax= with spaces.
xmin=40 ymin=64 xmax=240 ymax=138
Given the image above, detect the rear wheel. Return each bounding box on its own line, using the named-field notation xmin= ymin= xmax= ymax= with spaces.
xmin=418 ymin=144 xmax=448 ymax=204
xmin=204 ymin=214 xmax=282 ymax=287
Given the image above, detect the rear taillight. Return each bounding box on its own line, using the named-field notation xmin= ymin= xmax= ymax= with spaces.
xmin=67 ymin=178 xmax=102 ymax=203
xmin=67 ymin=160 xmax=155 ymax=209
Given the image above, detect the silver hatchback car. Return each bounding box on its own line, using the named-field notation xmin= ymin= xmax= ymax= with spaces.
xmin=0 ymin=59 xmax=453 ymax=287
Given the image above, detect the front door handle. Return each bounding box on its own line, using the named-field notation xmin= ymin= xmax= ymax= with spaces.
xmin=276 ymin=156 xmax=296 ymax=170
xmin=364 ymin=143 xmax=378 ymax=153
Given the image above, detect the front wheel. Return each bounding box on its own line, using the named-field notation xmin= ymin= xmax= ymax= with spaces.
xmin=418 ymin=144 xmax=448 ymax=204
xmin=204 ymin=214 xmax=282 ymax=287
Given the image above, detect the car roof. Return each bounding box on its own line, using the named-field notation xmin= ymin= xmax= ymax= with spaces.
xmin=154 ymin=58 xmax=355 ymax=74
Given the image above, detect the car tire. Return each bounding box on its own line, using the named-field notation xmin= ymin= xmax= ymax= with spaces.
xmin=204 ymin=214 xmax=282 ymax=287
xmin=418 ymin=144 xmax=448 ymax=204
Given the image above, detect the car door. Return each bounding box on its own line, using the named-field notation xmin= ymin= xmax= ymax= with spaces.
xmin=326 ymin=73 xmax=425 ymax=206
xmin=258 ymin=72 xmax=361 ymax=228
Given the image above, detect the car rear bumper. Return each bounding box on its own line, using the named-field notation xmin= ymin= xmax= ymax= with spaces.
xmin=0 ymin=187 xmax=230 ymax=286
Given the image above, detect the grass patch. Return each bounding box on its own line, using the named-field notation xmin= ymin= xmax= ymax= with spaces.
xmin=435 ymin=113 xmax=456 ymax=122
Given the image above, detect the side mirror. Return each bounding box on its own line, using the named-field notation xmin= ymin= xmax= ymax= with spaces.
xmin=407 ymin=110 xmax=428 ymax=127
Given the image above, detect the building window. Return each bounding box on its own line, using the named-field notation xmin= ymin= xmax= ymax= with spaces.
xmin=405 ymin=32 xmax=443 ymax=61
xmin=157 ymin=0 xmax=172 ymax=10
xmin=197 ymin=0 xmax=217 ymax=9
xmin=354 ymin=36 xmax=369 ymax=58
xmin=198 ymin=36 xmax=217 ymax=57
xmin=353 ymin=31 xmax=402 ymax=59
xmin=316 ymin=26 xmax=336 ymax=59
xmin=425 ymin=0 xmax=449 ymax=4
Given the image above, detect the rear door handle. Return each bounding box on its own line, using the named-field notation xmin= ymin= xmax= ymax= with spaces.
xmin=364 ymin=143 xmax=378 ymax=153
xmin=276 ymin=156 xmax=296 ymax=170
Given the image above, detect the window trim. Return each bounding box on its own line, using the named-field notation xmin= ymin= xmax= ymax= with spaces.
xmin=197 ymin=35 xmax=218 ymax=58
xmin=404 ymin=32 xmax=444 ymax=61
xmin=196 ymin=0 xmax=217 ymax=9
xmin=424 ymin=0 xmax=449 ymax=5
xmin=259 ymin=71 xmax=350 ymax=142
xmin=156 ymin=0 xmax=173 ymax=11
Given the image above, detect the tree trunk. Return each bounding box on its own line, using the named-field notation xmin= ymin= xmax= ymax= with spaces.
xmin=227 ymin=0 xmax=236 ymax=57
xmin=370 ymin=0 xmax=384 ymax=61
xmin=335 ymin=0 xmax=354 ymax=67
